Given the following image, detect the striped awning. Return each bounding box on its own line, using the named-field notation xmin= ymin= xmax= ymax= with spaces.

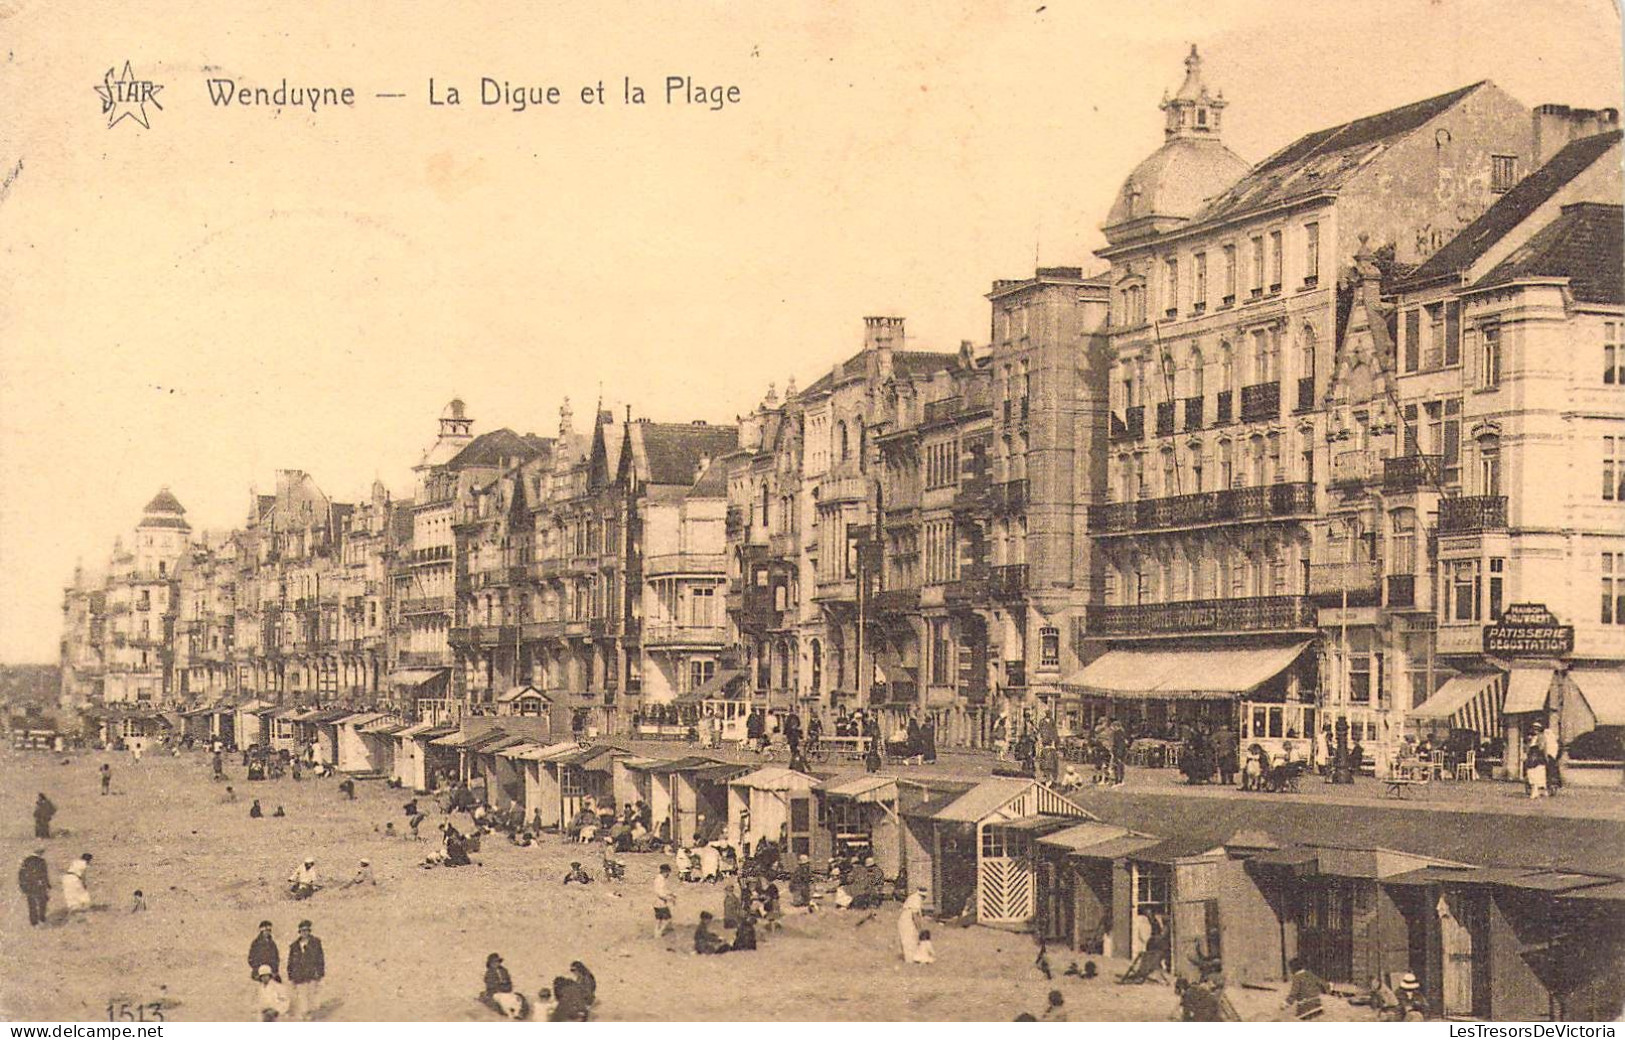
xmin=1411 ymin=671 xmax=1504 ymax=737
xmin=1063 ymin=642 xmax=1310 ymax=700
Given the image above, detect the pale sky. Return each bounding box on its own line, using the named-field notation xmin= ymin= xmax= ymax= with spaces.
xmin=1 ymin=0 xmax=1620 ymax=663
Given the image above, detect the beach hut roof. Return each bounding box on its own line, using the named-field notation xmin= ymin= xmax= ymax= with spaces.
xmin=930 ymin=778 xmax=1093 ymax=825
xmin=730 ymin=766 xmax=821 ymax=792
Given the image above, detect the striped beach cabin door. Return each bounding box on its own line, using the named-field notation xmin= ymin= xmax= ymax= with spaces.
xmin=972 ymin=782 xmax=1092 ymax=925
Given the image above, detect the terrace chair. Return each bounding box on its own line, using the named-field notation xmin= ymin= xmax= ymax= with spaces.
xmin=1453 ymin=750 xmax=1476 ymax=782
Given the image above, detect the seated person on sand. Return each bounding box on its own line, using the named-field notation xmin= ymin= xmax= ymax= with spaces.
xmin=693 ymin=911 xmax=730 ymax=955
xmin=563 ymin=861 xmax=593 ymax=885
xmin=481 ymin=953 xmax=529 ymax=1020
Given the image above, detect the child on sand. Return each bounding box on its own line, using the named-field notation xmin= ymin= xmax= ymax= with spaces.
xmin=254 ymin=965 xmax=290 ymax=1021
xmin=653 ymin=863 xmax=675 ymax=938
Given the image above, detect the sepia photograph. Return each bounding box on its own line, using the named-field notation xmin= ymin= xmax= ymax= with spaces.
xmin=1 ymin=0 xmax=1622 ymax=1025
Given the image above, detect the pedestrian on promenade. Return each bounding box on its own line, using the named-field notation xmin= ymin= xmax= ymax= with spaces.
xmin=286 ymin=919 xmax=325 ymax=1020
xmin=33 ymin=793 xmax=56 ymax=839
xmin=100 ymin=763 xmax=112 ymax=796
xmin=18 ymin=849 xmax=50 ymax=926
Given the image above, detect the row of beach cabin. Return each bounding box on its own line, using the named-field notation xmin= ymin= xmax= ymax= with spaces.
xmin=177 ymin=703 xmax=1624 ymax=1021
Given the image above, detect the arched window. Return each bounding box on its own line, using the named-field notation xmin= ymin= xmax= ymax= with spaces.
xmin=1161 ymin=449 xmax=1177 ymax=497
xmin=1190 ymin=348 xmax=1205 ymax=398
xmin=1220 ymin=341 xmax=1234 ymax=392
xmin=809 ymin=639 xmax=822 ymax=692
xmin=1300 ymin=325 xmax=1316 ymax=387
xmin=778 ymin=639 xmax=791 ymax=690
xmin=836 ymin=421 xmax=849 ymax=462
xmin=760 ymin=482 xmax=770 ymax=529
xmin=1218 ymin=440 xmax=1234 ymax=489
xmin=857 ymin=425 xmax=867 ymax=469
xmin=1188 ymin=441 xmax=1205 ymax=492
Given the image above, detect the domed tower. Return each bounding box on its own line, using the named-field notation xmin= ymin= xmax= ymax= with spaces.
xmin=1101 ymin=46 xmax=1250 ymax=246
xmin=416 ymin=397 xmax=477 ymax=473
xmin=134 ymin=486 xmax=191 ymax=579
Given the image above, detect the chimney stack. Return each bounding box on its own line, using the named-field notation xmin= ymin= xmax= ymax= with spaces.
xmin=1532 ymin=103 xmax=1622 ymax=166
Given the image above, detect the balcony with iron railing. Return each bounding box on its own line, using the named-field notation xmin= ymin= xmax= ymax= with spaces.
xmin=1088 ymin=481 xmax=1315 ymax=536
xmin=1438 ymin=495 xmax=1507 ymax=534
xmin=1087 ymin=595 xmax=1316 ymax=637
xmin=1115 ymin=406 xmax=1145 ymax=442
xmin=642 ymin=623 xmax=729 ymax=647
xmin=1155 ymin=401 xmax=1175 ymax=437
xmin=643 ymin=551 xmax=727 ymax=577
xmin=1240 ymin=381 xmax=1281 ymax=423
xmin=1183 ymin=396 xmax=1204 ymax=432
xmin=1383 ymin=454 xmax=1444 ymax=491
xmin=1307 ymin=560 xmax=1382 ymax=606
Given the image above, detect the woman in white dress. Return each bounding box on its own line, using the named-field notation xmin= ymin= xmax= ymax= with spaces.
xmin=62 ymin=853 xmax=93 ymax=912
xmin=897 ymin=886 xmax=926 ymax=962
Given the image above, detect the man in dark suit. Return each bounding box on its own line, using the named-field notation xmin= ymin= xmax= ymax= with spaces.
xmin=248 ymin=920 xmax=280 ymax=980
xmin=286 ymin=919 xmax=325 ymax=1020
xmin=17 ymin=850 xmax=50 ymax=926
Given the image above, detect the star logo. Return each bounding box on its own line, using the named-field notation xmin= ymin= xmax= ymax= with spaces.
xmin=95 ymin=62 xmax=164 ymax=129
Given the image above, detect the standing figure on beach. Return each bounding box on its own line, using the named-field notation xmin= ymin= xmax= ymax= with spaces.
xmin=286 ymin=920 xmax=326 ymax=1020
xmin=62 ymin=852 xmax=93 ymax=913
xmin=33 ymin=793 xmax=56 ymax=839
xmin=17 ymin=850 xmax=50 ymax=926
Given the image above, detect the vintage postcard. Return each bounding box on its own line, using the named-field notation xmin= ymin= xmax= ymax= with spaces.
xmin=2 ymin=0 xmax=1623 ymax=1025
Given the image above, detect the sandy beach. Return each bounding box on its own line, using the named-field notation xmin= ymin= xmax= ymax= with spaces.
xmin=0 ymin=746 xmax=1365 ymax=1022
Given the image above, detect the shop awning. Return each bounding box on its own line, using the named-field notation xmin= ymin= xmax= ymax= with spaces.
xmin=1062 ymin=642 xmax=1310 ymax=699
xmin=1503 ymin=667 xmax=1557 ymax=715
xmin=825 ymin=776 xmax=898 ymax=803
xmin=675 ymin=669 xmax=746 ymax=705
xmin=1566 ymin=669 xmax=1625 ymax=729
xmin=389 ymin=669 xmax=449 ymax=688
xmin=1410 ymin=671 xmax=1504 ymax=738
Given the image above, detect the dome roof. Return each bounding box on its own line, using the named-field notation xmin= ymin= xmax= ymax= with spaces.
xmin=441 ymin=398 xmax=468 ymax=421
xmin=1103 ymin=137 xmax=1250 ymax=233
xmin=142 ymin=487 xmax=185 ymax=515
